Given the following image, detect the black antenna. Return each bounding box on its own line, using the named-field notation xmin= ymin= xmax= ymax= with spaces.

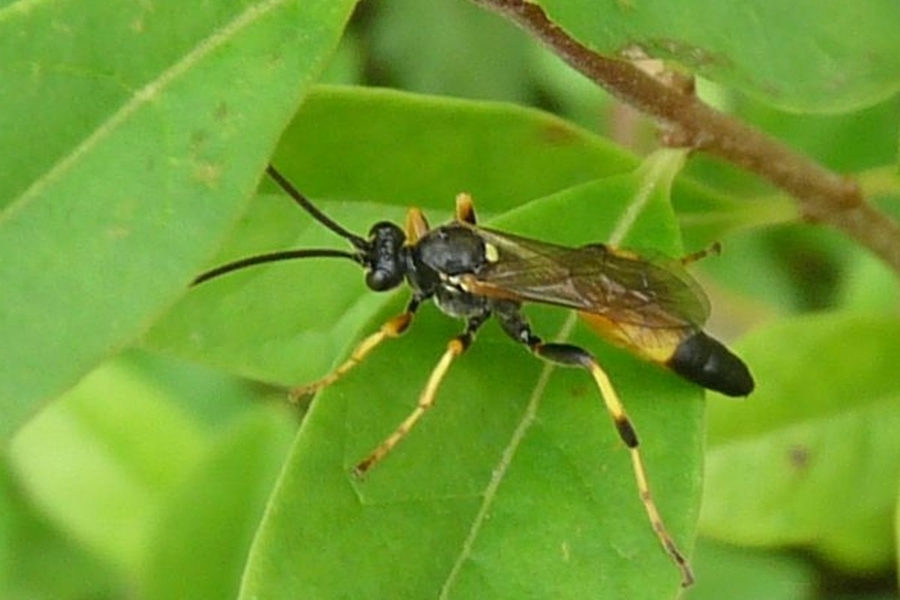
xmin=192 ymin=248 xmax=360 ymax=286
xmin=265 ymin=165 xmax=368 ymax=249
xmin=192 ymin=165 xmax=370 ymax=286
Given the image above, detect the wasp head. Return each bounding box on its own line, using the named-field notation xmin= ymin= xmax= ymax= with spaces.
xmin=362 ymin=221 xmax=407 ymax=292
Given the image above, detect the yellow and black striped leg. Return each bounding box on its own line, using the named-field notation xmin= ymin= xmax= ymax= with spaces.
xmin=532 ymin=342 xmax=694 ymax=586
xmin=354 ymin=316 xmax=486 ymax=476
xmin=289 ymin=297 xmax=422 ymax=402
xmin=492 ymin=301 xmax=693 ymax=586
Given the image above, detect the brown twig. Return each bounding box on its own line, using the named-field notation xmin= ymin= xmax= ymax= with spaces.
xmin=473 ymin=0 xmax=900 ymax=275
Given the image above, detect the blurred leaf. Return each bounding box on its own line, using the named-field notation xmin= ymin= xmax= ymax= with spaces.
xmin=702 ymin=313 xmax=900 ymax=573
xmin=896 ymin=481 xmax=900 ymax=590
xmin=369 ymin=0 xmax=532 ymax=101
xmin=534 ymin=0 xmax=900 ymax=113
xmin=320 ymin=31 xmax=366 ymax=86
xmin=686 ymin=538 xmax=817 ymax=600
xmin=530 ymin=42 xmax=613 ymax=120
xmin=238 ymin=150 xmax=705 ymax=598
xmin=123 ymin=349 xmax=271 ymax=431
xmin=0 ymin=463 xmax=118 ymax=600
xmin=729 ymin=95 xmax=900 ymax=173
xmin=140 ymin=407 xmax=294 ymax=600
xmin=672 ymin=180 xmax=795 ymax=252
xmin=8 ymin=360 xmax=206 ymax=573
xmin=0 ymin=0 xmax=356 ymax=440
xmin=698 ymin=225 xmax=855 ymax=315
xmin=839 ymin=246 xmax=900 ymax=314
xmin=683 ymin=87 xmax=900 ymax=200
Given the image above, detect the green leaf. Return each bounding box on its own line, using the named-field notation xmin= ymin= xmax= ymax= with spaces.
xmin=896 ymin=482 xmax=900 ymax=587
xmin=0 ymin=0 xmax=356 ymax=440
xmin=839 ymin=247 xmax=900 ymax=314
xmin=8 ymin=360 xmax=206 ymax=573
xmin=685 ymin=538 xmax=817 ymax=600
xmin=730 ymin=94 xmax=900 ymax=173
xmin=369 ymin=0 xmax=533 ymax=101
xmin=140 ymin=407 xmax=294 ymax=600
xmin=273 ymin=85 xmax=636 ymax=209
xmin=0 ymin=462 xmax=117 ymax=600
xmin=702 ymin=313 xmax=900 ymax=572
xmin=238 ymin=150 xmax=705 ymax=598
xmin=535 ymin=0 xmax=900 ymax=113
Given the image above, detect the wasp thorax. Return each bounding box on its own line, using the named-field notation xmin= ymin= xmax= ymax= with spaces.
xmin=417 ymin=225 xmax=487 ymax=275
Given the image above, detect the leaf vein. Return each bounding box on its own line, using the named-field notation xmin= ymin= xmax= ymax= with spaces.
xmin=439 ymin=313 xmax=578 ymax=598
xmin=2 ymin=0 xmax=289 ymax=224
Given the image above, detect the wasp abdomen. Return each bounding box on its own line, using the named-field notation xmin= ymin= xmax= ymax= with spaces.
xmin=667 ymin=331 xmax=754 ymax=397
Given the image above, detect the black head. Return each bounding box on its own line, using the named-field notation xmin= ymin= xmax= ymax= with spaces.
xmin=363 ymin=221 xmax=407 ymax=291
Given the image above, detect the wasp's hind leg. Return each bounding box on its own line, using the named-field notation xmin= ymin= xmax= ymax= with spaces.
xmin=492 ymin=300 xmax=694 ymax=587
xmin=354 ymin=313 xmax=489 ymax=476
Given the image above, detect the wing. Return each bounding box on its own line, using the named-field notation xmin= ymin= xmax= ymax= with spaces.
xmin=466 ymin=226 xmax=710 ymax=330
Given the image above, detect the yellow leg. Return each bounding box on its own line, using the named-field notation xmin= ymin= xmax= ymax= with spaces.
xmin=585 ymin=359 xmax=695 ymax=587
xmin=289 ymin=311 xmax=414 ymax=403
xmin=533 ymin=342 xmax=694 ymax=587
xmin=354 ymin=335 xmax=469 ymax=476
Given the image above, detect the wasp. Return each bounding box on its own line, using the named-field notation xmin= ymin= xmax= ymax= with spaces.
xmin=194 ymin=165 xmax=754 ymax=586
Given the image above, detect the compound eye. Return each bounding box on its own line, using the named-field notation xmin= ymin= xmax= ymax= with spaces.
xmin=366 ymin=268 xmax=402 ymax=292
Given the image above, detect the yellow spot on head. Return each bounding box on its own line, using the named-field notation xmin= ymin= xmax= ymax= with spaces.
xmin=484 ymin=242 xmax=499 ymax=263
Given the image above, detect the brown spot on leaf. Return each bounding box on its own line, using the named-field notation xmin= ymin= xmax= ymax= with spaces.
xmin=788 ymin=445 xmax=810 ymax=470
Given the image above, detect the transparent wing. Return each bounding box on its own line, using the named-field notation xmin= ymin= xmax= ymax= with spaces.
xmin=468 ymin=227 xmax=710 ymax=329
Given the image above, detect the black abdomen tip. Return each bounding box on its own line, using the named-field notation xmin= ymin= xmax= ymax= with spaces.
xmin=667 ymin=331 xmax=754 ymax=397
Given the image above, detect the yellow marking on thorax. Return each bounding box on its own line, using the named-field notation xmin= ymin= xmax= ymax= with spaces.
xmin=484 ymin=242 xmax=499 ymax=263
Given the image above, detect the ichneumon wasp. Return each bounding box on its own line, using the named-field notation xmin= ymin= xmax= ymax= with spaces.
xmin=193 ymin=165 xmax=754 ymax=586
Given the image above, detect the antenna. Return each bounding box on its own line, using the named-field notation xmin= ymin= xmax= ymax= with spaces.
xmin=265 ymin=165 xmax=368 ymax=250
xmin=192 ymin=165 xmax=369 ymax=286
xmin=192 ymin=248 xmax=360 ymax=286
